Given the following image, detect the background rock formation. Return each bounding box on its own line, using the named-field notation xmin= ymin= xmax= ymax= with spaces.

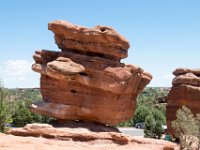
xmin=166 ymin=68 xmax=200 ymax=134
xmin=31 ymin=20 xmax=152 ymax=125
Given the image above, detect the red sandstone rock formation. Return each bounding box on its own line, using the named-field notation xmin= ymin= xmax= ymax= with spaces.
xmin=48 ymin=20 xmax=129 ymax=60
xmin=166 ymin=68 xmax=200 ymax=134
xmin=31 ymin=20 xmax=152 ymax=125
xmin=3 ymin=123 xmax=177 ymax=150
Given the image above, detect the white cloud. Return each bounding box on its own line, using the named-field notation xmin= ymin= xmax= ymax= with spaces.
xmin=0 ymin=59 xmax=39 ymax=88
xmin=3 ymin=60 xmax=33 ymax=78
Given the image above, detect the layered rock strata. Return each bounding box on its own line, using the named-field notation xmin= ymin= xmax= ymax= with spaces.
xmin=5 ymin=123 xmax=177 ymax=150
xmin=31 ymin=20 xmax=152 ymax=125
xmin=166 ymin=68 xmax=200 ymax=133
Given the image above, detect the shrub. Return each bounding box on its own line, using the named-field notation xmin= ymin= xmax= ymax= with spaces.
xmin=12 ymin=99 xmax=53 ymax=127
xmin=12 ymin=99 xmax=34 ymax=127
xmin=196 ymin=114 xmax=200 ymax=149
xmin=172 ymin=106 xmax=200 ymax=150
xmin=144 ymin=112 xmax=156 ymax=138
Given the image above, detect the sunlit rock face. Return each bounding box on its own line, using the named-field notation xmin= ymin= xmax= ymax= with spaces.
xmin=31 ymin=20 xmax=152 ymax=125
xmin=167 ymin=68 xmax=200 ymax=133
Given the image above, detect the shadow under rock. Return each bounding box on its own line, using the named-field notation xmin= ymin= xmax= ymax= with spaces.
xmin=51 ymin=120 xmax=120 ymax=133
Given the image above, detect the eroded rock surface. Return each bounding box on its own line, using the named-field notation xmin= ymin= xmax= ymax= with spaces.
xmin=3 ymin=123 xmax=177 ymax=150
xmin=48 ymin=20 xmax=130 ymax=60
xmin=166 ymin=68 xmax=200 ymax=134
xmin=31 ymin=20 xmax=152 ymax=125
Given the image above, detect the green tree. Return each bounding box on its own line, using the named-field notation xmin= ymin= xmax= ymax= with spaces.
xmin=137 ymin=89 xmax=157 ymax=107
xmin=0 ymin=81 xmax=12 ymax=132
xmin=133 ymin=105 xmax=151 ymax=125
xmin=118 ymin=87 xmax=168 ymax=127
xmin=12 ymin=98 xmax=53 ymax=127
xmin=152 ymin=109 xmax=166 ymax=125
xmin=157 ymin=104 xmax=166 ymax=116
xmin=12 ymin=99 xmax=33 ymax=127
xmin=144 ymin=109 xmax=165 ymax=139
xmin=172 ymin=106 xmax=199 ymax=150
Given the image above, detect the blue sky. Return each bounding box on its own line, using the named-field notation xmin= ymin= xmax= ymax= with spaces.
xmin=0 ymin=0 xmax=199 ymax=88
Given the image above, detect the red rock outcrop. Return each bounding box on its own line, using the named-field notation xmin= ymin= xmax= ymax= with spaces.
xmin=3 ymin=123 xmax=177 ymax=150
xmin=166 ymin=68 xmax=200 ymax=134
xmin=48 ymin=20 xmax=129 ymax=61
xmin=31 ymin=20 xmax=152 ymax=125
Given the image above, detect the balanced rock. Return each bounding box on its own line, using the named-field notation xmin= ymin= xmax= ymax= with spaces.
xmin=31 ymin=20 xmax=152 ymax=125
xmin=166 ymin=68 xmax=200 ymax=134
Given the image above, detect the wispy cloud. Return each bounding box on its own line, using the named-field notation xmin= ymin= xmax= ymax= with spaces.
xmin=0 ymin=59 xmax=39 ymax=88
xmin=3 ymin=60 xmax=33 ymax=79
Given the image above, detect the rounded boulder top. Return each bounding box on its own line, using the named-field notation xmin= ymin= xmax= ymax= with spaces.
xmin=48 ymin=20 xmax=130 ymax=60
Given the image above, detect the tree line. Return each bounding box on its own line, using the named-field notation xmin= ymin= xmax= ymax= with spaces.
xmin=0 ymin=81 xmax=52 ymax=132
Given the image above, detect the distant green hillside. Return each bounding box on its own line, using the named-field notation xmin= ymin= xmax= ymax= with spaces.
xmin=6 ymin=87 xmax=170 ymax=105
